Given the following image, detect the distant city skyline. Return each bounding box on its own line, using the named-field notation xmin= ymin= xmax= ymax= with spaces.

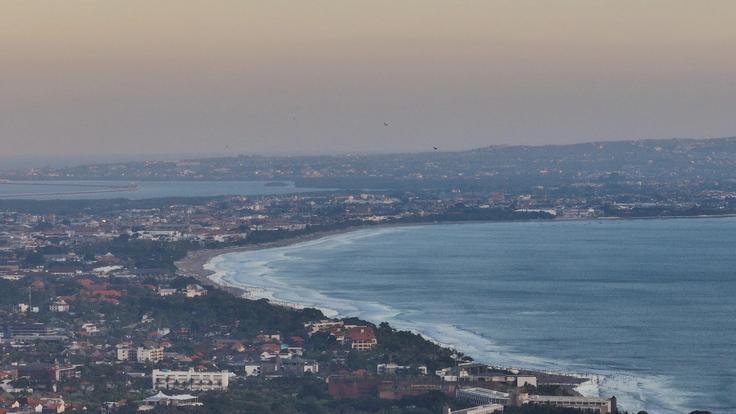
xmin=1 ymin=1 xmax=735 ymax=157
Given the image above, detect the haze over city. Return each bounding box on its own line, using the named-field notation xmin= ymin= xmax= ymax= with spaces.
xmin=3 ymin=3 xmax=736 ymax=414
xmin=2 ymin=1 xmax=735 ymax=157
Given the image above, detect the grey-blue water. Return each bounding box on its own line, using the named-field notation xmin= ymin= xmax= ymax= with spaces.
xmin=0 ymin=180 xmax=320 ymax=200
xmin=208 ymin=219 xmax=736 ymax=413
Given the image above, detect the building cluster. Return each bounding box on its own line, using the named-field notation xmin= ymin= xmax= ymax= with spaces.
xmin=0 ymin=170 xmax=646 ymax=413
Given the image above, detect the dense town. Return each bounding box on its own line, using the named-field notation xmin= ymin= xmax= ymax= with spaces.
xmin=0 ymin=189 xmax=630 ymax=414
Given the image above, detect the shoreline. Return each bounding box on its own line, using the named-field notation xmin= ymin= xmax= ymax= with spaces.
xmin=174 ymin=216 xmax=733 ymax=413
xmin=176 ymin=214 xmax=736 ymax=294
xmin=176 ymin=221 xmax=602 ymax=398
xmin=176 ymin=225 xmax=381 ymax=299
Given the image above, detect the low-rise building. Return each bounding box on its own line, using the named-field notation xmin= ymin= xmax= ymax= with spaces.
xmin=519 ymin=394 xmax=616 ymax=414
xmin=137 ymin=345 xmax=164 ymax=363
xmin=444 ymin=404 xmax=504 ymax=414
xmin=152 ymin=369 xmax=230 ymax=391
xmin=377 ymin=363 xmax=411 ymax=375
xmin=183 ymin=284 xmax=207 ymax=298
xmin=455 ymin=387 xmax=510 ymax=406
xmin=49 ymin=299 xmax=70 ymax=312
xmin=116 ymin=343 xmax=132 ymax=361
xmin=346 ymin=326 xmax=377 ymax=350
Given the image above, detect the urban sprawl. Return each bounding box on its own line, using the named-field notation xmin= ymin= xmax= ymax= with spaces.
xmin=1 ymin=137 xmax=731 ymax=414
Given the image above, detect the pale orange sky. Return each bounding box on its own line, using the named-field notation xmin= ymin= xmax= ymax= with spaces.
xmin=1 ymin=1 xmax=735 ymax=156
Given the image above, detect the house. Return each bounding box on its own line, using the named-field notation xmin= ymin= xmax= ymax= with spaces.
xmin=13 ymin=304 xmax=29 ymax=314
xmin=79 ymin=323 xmax=100 ymax=336
xmin=49 ymin=299 xmax=70 ymax=313
xmin=39 ymin=397 xmax=66 ymax=414
xmin=156 ymin=287 xmax=178 ymax=297
xmin=305 ymin=320 xmax=344 ymax=336
xmin=346 ymin=326 xmax=377 ymax=350
xmin=183 ymin=284 xmax=207 ymax=298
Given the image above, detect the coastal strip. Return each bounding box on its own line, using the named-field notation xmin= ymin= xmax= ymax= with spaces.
xmin=175 ymin=226 xmax=371 ymax=298
xmin=175 ymin=224 xmax=596 ymax=393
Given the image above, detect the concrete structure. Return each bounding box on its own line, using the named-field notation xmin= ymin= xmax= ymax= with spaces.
xmin=377 ymin=363 xmax=410 ymax=375
xmin=436 ymin=364 xmax=536 ymax=387
xmin=244 ymin=357 xmax=318 ymax=377
xmin=137 ymin=346 xmax=164 ymax=363
xmin=152 ymin=369 xmax=230 ymax=391
xmin=305 ymin=319 xmax=345 ymax=336
xmin=116 ymin=343 xmax=132 ymax=361
xmin=519 ymin=394 xmax=616 ymax=414
xmin=455 ymin=387 xmax=510 ymax=406
xmin=445 ymin=404 xmax=504 ymax=414
xmin=49 ymin=299 xmax=70 ymax=313
xmin=184 ymin=284 xmax=207 ymax=298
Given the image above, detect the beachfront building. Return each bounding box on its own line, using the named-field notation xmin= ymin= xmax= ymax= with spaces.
xmin=152 ymin=369 xmax=230 ymax=391
xmin=455 ymin=387 xmax=510 ymax=406
xmin=305 ymin=320 xmax=345 ymax=336
xmin=346 ymin=326 xmax=377 ymax=350
xmin=184 ymin=284 xmax=208 ymax=298
xmin=519 ymin=394 xmax=617 ymax=414
xmin=436 ymin=363 xmax=537 ymax=387
xmin=444 ymin=404 xmax=504 ymax=414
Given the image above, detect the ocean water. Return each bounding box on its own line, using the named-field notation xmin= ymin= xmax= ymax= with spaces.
xmin=0 ymin=180 xmax=321 ymax=200
xmin=206 ymin=219 xmax=736 ymax=413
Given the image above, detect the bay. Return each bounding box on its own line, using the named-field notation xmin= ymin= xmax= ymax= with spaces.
xmin=208 ymin=218 xmax=736 ymax=414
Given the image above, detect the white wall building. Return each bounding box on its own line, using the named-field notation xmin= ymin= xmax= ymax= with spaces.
xmin=152 ymin=369 xmax=230 ymax=391
xmin=519 ymin=394 xmax=616 ymax=414
xmin=455 ymin=388 xmax=510 ymax=406
xmin=137 ymin=346 xmax=164 ymax=363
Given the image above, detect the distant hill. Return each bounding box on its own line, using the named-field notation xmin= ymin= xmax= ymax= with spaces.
xmin=5 ymin=136 xmax=736 ymax=193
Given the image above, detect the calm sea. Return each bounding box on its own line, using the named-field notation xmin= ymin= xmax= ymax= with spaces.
xmin=207 ymin=219 xmax=736 ymax=414
xmin=0 ymin=180 xmax=320 ymax=200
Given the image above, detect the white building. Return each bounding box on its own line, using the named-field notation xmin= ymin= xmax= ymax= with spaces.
xmin=116 ymin=343 xmax=132 ymax=361
xmin=455 ymin=388 xmax=510 ymax=406
xmin=184 ymin=284 xmax=208 ymax=298
xmin=445 ymin=404 xmax=504 ymax=414
xmin=137 ymin=346 xmax=164 ymax=363
xmin=519 ymin=394 xmax=616 ymax=414
xmin=152 ymin=369 xmax=230 ymax=391
xmin=49 ymin=299 xmax=70 ymax=313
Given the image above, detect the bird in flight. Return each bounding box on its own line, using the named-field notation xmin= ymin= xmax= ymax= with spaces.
xmin=384 ymin=122 xmax=389 ymax=127
xmin=433 ymin=146 xmax=438 ymax=150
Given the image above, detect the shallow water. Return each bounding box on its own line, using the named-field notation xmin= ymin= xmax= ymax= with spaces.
xmin=208 ymin=219 xmax=736 ymax=413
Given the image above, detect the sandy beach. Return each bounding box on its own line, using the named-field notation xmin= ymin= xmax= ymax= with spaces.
xmin=175 ymin=226 xmax=374 ymax=299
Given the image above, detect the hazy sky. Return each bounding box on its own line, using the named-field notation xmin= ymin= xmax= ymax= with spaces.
xmin=1 ymin=1 xmax=735 ymax=157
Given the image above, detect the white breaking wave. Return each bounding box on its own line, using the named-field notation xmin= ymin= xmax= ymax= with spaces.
xmin=204 ymin=227 xmax=696 ymax=414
